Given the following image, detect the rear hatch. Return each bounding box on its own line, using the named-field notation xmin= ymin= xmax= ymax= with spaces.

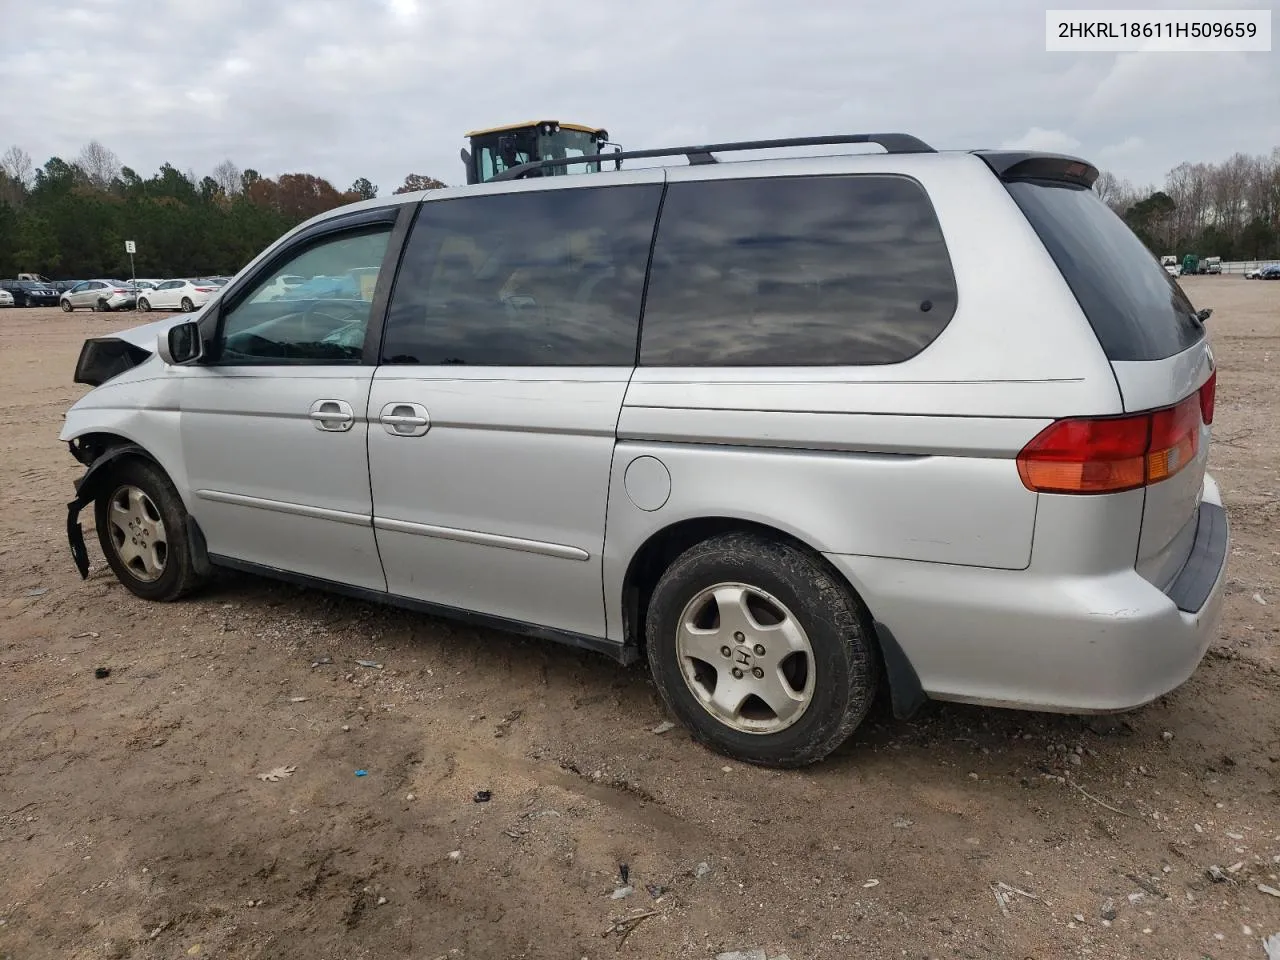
xmin=989 ymin=155 xmax=1215 ymax=589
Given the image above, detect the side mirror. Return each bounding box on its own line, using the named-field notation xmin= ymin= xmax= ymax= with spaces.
xmin=157 ymin=320 xmax=204 ymax=365
xmin=1197 ymin=308 xmax=1213 ymax=324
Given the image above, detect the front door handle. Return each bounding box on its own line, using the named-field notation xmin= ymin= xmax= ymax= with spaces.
xmin=379 ymin=402 xmax=430 ymax=437
xmin=309 ymin=399 xmax=354 ymax=432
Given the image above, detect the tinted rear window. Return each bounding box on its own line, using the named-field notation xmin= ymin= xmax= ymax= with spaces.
xmin=382 ymin=184 xmax=661 ymax=366
xmin=639 ymin=174 xmax=958 ymax=367
xmin=1005 ymin=180 xmax=1203 ymax=362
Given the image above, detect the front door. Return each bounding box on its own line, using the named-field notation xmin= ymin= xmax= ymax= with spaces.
xmin=72 ymin=282 xmax=101 ymax=308
xmin=147 ymin=281 xmax=171 ymax=309
xmin=155 ymin=280 xmax=183 ymax=309
xmin=178 ymin=206 xmax=407 ymax=590
xmin=367 ymin=177 xmax=664 ymax=638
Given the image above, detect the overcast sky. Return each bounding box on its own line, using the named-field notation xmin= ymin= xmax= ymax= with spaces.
xmin=1 ymin=0 xmax=1274 ymax=195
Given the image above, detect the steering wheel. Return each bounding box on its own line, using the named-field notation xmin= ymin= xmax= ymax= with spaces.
xmin=303 ymin=299 xmax=364 ymax=340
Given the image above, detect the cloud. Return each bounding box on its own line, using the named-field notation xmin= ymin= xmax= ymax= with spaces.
xmin=1098 ymin=136 xmax=1144 ymax=158
xmin=0 ymin=0 xmax=1273 ymax=196
xmin=999 ymin=127 xmax=1083 ymax=153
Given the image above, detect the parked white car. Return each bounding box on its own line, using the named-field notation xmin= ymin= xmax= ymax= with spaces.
xmin=0 ymin=288 xmax=14 ymax=307
xmin=251 ymin=274 xmax=307 ymax=301
xmin=137 ymin=279 xmax=222 ymax=312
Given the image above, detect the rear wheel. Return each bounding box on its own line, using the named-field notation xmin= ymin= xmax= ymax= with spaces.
xmin=61 ymin=299 xmax=73 ymax=312
xmin=94 ymin=298 xmax=110 ymax=313
xmin=94 ymin=458 xmax=207 ymax=602
xmin=645 ymin=532 xmax=879 ymax=768
xmin=138 ymin=298 xmax=151 ymax=312
xmin=180 ymin=297 xmax=194 ymax=312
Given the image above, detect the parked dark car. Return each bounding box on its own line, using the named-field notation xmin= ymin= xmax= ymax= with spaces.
xmin=1262 ymin=265 xmax=1280 ymax=280
xmin=0 ymin=279 xmax=61 ymax=307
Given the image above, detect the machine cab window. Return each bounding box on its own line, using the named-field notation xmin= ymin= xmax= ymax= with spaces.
xmin=462 ymin=121 xmax=612 ymax=183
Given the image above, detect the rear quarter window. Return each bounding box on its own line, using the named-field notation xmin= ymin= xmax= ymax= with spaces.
xmin=1005 ymin=180 xmax=1203 ymax=362
xmin=639 ymin=174 xmax=958 ymax=367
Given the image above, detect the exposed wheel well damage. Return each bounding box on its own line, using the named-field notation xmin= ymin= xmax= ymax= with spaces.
xmin=620 ymin=516 xmax=926 ymax=720
xmin=69 ymin=431 xmax=148 ymax=467
xmin=64 ymin=435 xmax=210 ymax=581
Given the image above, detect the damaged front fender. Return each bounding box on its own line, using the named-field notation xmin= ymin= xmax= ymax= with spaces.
xmin=65 ymin=443 xmax=212 ymax=581
xmin=66 ymin=443 xmax=151 ymax=579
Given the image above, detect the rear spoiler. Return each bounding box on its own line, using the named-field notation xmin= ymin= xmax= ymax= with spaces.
xmin=972 ymin=150 xmax=1099 ymax=189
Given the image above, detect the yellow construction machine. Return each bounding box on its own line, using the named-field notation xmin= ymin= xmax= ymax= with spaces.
xmin=461 ymin=120 xmax=614 ymax=184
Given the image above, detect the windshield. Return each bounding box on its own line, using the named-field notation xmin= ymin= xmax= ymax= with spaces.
xmin=476 ymin=128 xmax=601 ymax=180
xmin=535 ymin=130 xmax=602 ymax=174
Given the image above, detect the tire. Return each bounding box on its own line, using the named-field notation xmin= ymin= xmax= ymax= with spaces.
xmin=61 ymin=299 xmax=73 ymax=312
xmin=94 ymin=298 xmax=110 ymax=313
xmin=645 ymin=532 xmax=879 ymax=768
xmin=93 ymin=457 xmax=207 ymax=602
xmin=180 ymin=297 xmax=194 ymax=312
xmin=138 ymin=298 xmax=151 ymax=312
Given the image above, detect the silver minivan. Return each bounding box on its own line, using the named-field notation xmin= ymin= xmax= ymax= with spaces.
xmin=59 ymin=135 xmax=1227 ymax=767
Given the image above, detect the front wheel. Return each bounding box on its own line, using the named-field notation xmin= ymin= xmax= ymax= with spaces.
xmin=61 ymin=299 xmax=73 ymax=312
xmin=645 ymin=532 xmax=879 ymax=768
xmin=94 ymin=457 xmax=208 ymax=602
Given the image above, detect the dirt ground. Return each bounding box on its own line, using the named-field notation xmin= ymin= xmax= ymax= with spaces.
xmin=1 ymin=280 xmax=1278 ymax=960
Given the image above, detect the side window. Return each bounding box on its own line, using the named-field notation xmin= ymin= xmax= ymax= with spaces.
xmin=640 ymin=175 xmax=959 ymax=366
xmin=216 ymin=224 xmax=393 ymax=364
xmin=381 ymin=183 xmax=662 ymax=366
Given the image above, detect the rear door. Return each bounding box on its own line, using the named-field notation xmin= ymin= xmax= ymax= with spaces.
xmin=1004 ymin=175 xmax=1214 ymax=587
xmin=366 ymin=174 xmax=663 ymax=638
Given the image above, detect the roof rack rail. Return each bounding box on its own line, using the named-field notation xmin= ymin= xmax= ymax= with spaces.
xmin=489 ymin=132 xmax=936 ymax=182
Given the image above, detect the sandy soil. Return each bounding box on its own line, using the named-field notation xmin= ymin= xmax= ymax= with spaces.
xmin=1 ymin=279 xmax=1278 ymax=960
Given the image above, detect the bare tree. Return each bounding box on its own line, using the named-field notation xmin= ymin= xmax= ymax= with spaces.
xmin=1094 ymin=170 xmax=1120 ymax=204
xmin=76 ymin=140 xmax=121 ymax=190
xmin=1 ymin=145 xmax=34 ymax=189
xmin=1245 ymin=150 xmax=1278 ymax=226
xmin=1164 ymin=162 xmax=1207 ymax=245
xmin=1095 ymin=169 xmax=1141 ymax=216
xmin=212 ymin=159 xmax=241 ymax=197
xmin=1210 ymin=153 xmax=1253 ymax=239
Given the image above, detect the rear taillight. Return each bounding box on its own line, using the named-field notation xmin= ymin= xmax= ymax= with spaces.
xmin=194 ymin=286 xmax=214 ymax=293
xmin=1198 ymin=371 xmax=1216 ymax=425
xmin=1017 ymin=387 xmax=1208 ymax=495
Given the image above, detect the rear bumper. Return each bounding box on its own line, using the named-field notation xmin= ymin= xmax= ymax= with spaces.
xmin=825 ymin=481 xmax=1229 ymax=714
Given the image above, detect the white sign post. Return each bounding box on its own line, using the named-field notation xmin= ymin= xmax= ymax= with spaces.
xmin=124 ymin=241 xmax=137 ymax=310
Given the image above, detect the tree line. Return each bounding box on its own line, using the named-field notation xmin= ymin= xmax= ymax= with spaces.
xmin=1095 ymin=147 xmax=1280 ymax=260
xmin=0 ymin=141 xmax=446 ymax=280
xmin=2 ymin=139 xmax=1278 ymax=281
